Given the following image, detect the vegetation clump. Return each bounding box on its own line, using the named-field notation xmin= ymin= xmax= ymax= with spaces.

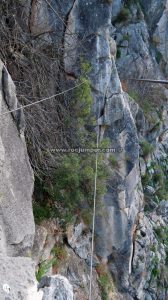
xmin=142 ymin=160 xmax=168 ymax=213
xmin=128 ymin=90 xmax=157 ymax=119
xmin=33 ymin=201 xmax=52 ymax=224
xmin=154 ymin=226 xmax=168 ymax=248
xmin=125 ymin=0 xmax=136 ymax=5
xmin=96 ymin=264 xmax=114 ymax=300
xmin=140 ymin=140 xmax=154 ymax=157
xmin=128 ymin=90 xmax=139 ymax=101
xmin=51 ymin=245 xmax=67 ymax=269
xmin=73 ymin=77 xmax=92 ymax=125
xmin=108 ymin=154 xmax=118 ymax=168
xmin=47 ymin=147 xmax=109 ymax=223
xmin=36 ymin=258 xmax=57 ymax=282
xmin=150 ymin=254 xmax=160 ymax=279
xmin=156 ymin=51 xmax=162 ymax=64
xmin=116 ymin=48 xmax=121 ymax=59
xmin=33 ymin=59 xmax=110 ymax=225
xmin=116 ymin=7 xmax=130 ymax=23
xmin=150 ymin=226 xmax=168 ymax=286
xmin=122 ymin=34 xmax=130 ymax=41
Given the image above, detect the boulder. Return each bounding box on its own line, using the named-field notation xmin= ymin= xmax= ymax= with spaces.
xmin=38 ymin=275 xmax=73 ymax=300
xmin=67 ymin=222 xmax=91 ymax=260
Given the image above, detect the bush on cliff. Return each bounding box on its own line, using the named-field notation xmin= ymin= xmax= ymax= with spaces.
xmin=33 ymin=59 xmax=110 ymax=224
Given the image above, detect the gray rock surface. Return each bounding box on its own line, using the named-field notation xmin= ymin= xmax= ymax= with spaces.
xmin=156 ymin=200 xmax=168 ymax=223
xmin=39 ymin=275 xmax=73 ymax=300
xmin=139 ymin=0 xmax=166 ymax=28
xmin=67 ymin=222 xmax=92 ymax=260
xmin=130 ymin=208 xmax=168 ymax=300
xmin=153 ymin=3 xmax=168 ymax=75
xmin=32 ymin=220 xmax=63 ymax=266
xmin=64 ymin=0 xmax=143 ymax=292
xmin=111 ymin=5 xmax=168 ymax=296
xmin=111 ymin=0 xmax=122 ymax=21
xmin=0 ymin=60 xmax=41 ymax=299
xmin=32 ymin=225 xmax=48 ymax=265
xmin=0 ymin=256 xmax=43 ymax=300
xmin=59 ymin=246 xmax=102 ymax=300
xmin=33 ymin=221 xmax=103 ymax=300
xmin=63 ymin=1 xmax=168 ymax=298
xmin=0 ymin=60 xmax=35 ymax=256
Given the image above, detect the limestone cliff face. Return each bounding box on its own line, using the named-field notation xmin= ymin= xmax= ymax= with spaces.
xmin=0 ymin=60 xmax=41 ymax=299
xmin=112 ymin=1 xmax=168 ymax=299
xmin=64 ymin=1 xmax=142 ymax=294
xmin=0 ymin=1 xmax=168 ymax=300
xmin=0 ymin=60 xmax=35 ymax=255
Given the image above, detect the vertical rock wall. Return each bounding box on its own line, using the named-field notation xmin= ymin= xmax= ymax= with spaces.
xmin=0 ymin=60 xmax=40 ymax=299
xmin=0 ymin=61 xmax=35 ymax=256
xmin=64 ymin=0 xmax=143 ymax=294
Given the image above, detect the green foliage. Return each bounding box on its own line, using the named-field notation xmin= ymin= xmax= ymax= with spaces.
xmin=51 ymin=245 xmax=67 ymax=267
xmin=165 ymin=249 xmax=168 ymax=265
xmin=141 ymin=172 xmax=151 ymax=186
xmin=151 ymin=266 xmax=159 ymax=278
xmin=96 ymin=264 xmax=114 ymax=300
xmin=128 ymin=90 xmax=139 ymax=101
xmin=80 ymin=57 xmax=91 ymax=74
xmin=108 ymin=154 xmax=118 ymax=168
xmin=125 ymin=0 xmax=136 ymax=5
xmin=141 ymin=99 xmax=153 ymax=115
xmin=47 ymin=154 xmax=83 ymax=209
xmin=33 ymin=202 xmax=52 ymax=224
xmin=72 ymin=58 xmax=93 ymax=127
xmin=99 ymin=138 xmax=110 ymax=149
xmin=36 ymin=258 xmax=56 ymax=282
xmin=148 ymin=251 xmax=168 ymax=287
xmin=142 ymin=160 xmax=168 ymax=212
xmin=148 ymin=254 xmax=160 ymax=282
xmin=156 ymin=51 xmax=162 ymax=64
xmin=116 ymin=7 xmax=130 ymax=23
xmin=148 ymin=244 xmax=156 ymax=253
xmin=140 ymin=140 xmax=154 ymax=157
xmin=141 ymin=103 xmax=161 ymax=128
xmin=153 ymin=162 xmax=168 ymax=200
xmin=98 ymin=276 xmax=110 ymax=300
xmin=80 ymin=209 xmax=93 ymax=226
xmin=116 ymin=48 xmax=121 ymax=59
xmin=154 ymin=226 xmax=168 ymax=247
xmin=33 ymin=57 xmax=110 ymax=225
xmin=47 ymin=149 xmax=109 ymax=220
xmin=128 ymin=91 xmax=155 ymax=120
xmin=74 ymin=76 xmax=92 ymax=123
xmin=156 ymin=188 xmax=168 ymax=201
xmin=152 ymin=164 xmax=164 ymax=184
xmin=149 ymin=228 xmax=168 ymax=285
xmin=122 ymin=34 xmax=130 ymax=41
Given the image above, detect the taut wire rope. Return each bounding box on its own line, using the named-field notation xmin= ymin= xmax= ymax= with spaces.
xmin=0 ymin=82 xmax=84 ymax=116
xmin=89 ymin=98 xmax=100 ymax=300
